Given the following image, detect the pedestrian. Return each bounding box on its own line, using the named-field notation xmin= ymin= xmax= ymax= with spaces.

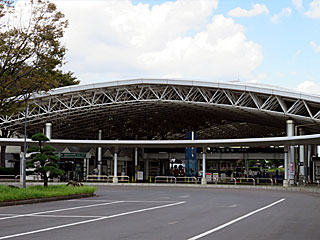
xmin=180 ymin=167 xmax=185 ymax=176
xmin=174 ymin=165 xmax=178 ymax=177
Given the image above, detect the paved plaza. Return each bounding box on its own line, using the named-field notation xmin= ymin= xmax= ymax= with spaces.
xmin=0 ymin=185 xmax=319 ymax=240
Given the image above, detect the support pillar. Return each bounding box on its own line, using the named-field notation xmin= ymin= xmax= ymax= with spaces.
xmin=97 ymin=130 xmax=102 ymax=179
xmin=307 ymin=145 xmax=312 ymax=183
xmin=145 ymin=159 xmax=149 ymax=181
xmin=298 ymin=128 xmax=306 ymax=181
xmin=142 ymin=148 xmax=148 ymax=181
xmin=134 ymin=147 xmax=138 ymax=181
xmin=45 ymin=123 xmax=52 ymax=139
xmin=201 ymin=147 xmax=207 ymax=184
xmin=113 ymin=147 xmax=119 ymax=183
xmin=284 ymin=146 xmax=288 ymax=186
xmin=284 ymin=120 xmax=295 ymax=186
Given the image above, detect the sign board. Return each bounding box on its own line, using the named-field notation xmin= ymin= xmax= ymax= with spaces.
xmin=137 ymin=171 xmax=143 ymax=181
xmin=220 ymin=173 xmax=226 ymax=180
xmin=60 ymin=153 xmax=86 ymax=159
xmin=212 ymin=173 xmax=219 ymax=181
xmin=206 ymin=173 xmax=212 ymax=182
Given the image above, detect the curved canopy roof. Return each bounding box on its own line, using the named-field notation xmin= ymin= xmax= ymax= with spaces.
xmin=2 ymin=79 xmax=320 ymax=140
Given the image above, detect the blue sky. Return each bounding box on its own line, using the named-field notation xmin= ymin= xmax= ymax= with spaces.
xmin=14 ymin=0 xmax=320 ymax=94
xmin=129 ymin=0 xmax=320 ymax=92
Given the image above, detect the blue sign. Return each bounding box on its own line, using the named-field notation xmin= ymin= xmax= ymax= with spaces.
xmin=185 ymin=132 xmax=197 ymax=176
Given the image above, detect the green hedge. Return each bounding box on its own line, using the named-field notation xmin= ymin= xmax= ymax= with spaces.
xmin=0 ymin=185 xmax=96 ymax=202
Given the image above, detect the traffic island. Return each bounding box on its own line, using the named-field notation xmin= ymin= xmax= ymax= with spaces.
xmin=0 ymin=184 xmax=96 ymax=207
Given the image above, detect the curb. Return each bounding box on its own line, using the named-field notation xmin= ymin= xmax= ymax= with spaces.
xmin=0 ymin=193 xmax=95 ymax=207
xmin=81 ymin=182 xmax=320 ymax=193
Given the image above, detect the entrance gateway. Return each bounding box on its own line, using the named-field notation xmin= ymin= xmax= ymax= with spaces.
xmin=1 ymin=79 xmax=320 ymax=185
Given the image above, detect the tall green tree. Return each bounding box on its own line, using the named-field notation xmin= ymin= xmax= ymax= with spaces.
xmin=0 ymin=0 xmax=79 ymax=167
xmin=0 ymin=0 xmax=79 ymax=116
xmin=27 ymin=133 xmax=63 ymax=187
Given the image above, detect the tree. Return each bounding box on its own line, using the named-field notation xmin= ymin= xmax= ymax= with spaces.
xmin=0 ymin=0 xmax=79 ymax=116
xmin=0 ymin=0 xmax=79 ymax=167
xmin=27 ymin=133 xmax=63 ymax=187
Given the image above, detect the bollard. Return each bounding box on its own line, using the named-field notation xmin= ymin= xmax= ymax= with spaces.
xmin=170 ymin=177 xmax=173 ymax=183
xmin=188 ymin=178 xmax=190 ymax=183
xmin=240 ymin=178 xmax=242 ymax=183
xmin=257 ymin=178 xmax=259 ymax=184
xmin=132 ymin=176 xmax=134 ymax=182
xmin=149 ymin=176 xmax=152 ymax=183
xmin=166 ymin=177 xmax=168 ymax=183
xmin=275 ymin=178 xmax=277 ymax=185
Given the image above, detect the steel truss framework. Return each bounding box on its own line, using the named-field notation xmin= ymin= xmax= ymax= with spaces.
xmin=1 ymin=79 xmax=320 ymax=140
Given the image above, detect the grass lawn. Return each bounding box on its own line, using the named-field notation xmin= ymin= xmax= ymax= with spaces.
xmin=0 ymin=185 xmax=96 ymax=202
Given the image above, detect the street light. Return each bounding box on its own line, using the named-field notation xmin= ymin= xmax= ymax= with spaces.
xmin=20 ymin=92 xmax=29 ymax=188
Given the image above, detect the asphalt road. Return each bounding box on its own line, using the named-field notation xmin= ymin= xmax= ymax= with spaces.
xmin=0 ymin=185 xmax=319 ymax=240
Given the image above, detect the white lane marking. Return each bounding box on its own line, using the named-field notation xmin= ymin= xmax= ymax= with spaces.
xmin=168 ymin=221 xmax=178 ymax=225
xmin=0 ymin=201 xmax=185 ymax=240
xmin=187 ymin=198 xmax=286 ymax=240
xmin=179 ymin=195 xmax=190 ymax=198
xmin=69 ymin=199 xmax=179 ymax=203
xmin=0 ymin=214 xmax=16 ymax=216
xmin=24 ymin=214 xmax=104 ymax=218
xmin=0 ymin=201 xmax=123 ymax=221
xmin=228 ymin=204 xmax=238 ymax=208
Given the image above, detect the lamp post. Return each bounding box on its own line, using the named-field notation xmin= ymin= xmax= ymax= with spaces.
xmin=20 ymin=93 xmax=29 ymax=188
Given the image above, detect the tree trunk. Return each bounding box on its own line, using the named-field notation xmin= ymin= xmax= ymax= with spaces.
xmin=0 ymin=145 xmax=6 ymax=167
xmin=43 ymin=174 xmax=48 ymax=187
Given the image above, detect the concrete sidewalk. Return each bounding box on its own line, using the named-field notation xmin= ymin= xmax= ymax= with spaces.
xmin=3 ymin=181 xmax=320 ymax=193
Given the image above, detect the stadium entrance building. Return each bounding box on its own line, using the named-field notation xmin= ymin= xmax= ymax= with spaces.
xmin=1 ymin=79 xmax=320 ymax=185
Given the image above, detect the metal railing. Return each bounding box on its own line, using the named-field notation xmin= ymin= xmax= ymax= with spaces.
xmin=218 ymin=177 xmax=236 ymax=184
xmin=110 ymin=175 xmax=130 ymax=183
xmin=235 ymin=177 xmax=255 ymax=185
xmin=176 ymin=176 xmax=197 ymax=183
xmin=86 ymin=175 xmax=130 ymax=183
xmin=0 ymin=175 xmax=19 ymax=182
xmin=255 ymin=178 xmax=273 ymax=186
xmin=86 ymin=175 xmax=109 ymax=182
xmin=155 ymin=176 xmax=176 ymax=183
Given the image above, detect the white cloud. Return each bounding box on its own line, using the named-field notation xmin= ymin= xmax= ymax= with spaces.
xmin=305 ymin=0 xmax=320 ymax=18
xmin=271 ymin=7 xmax=292 ymax=23
xmin=310 ymin=41 xmax=320 ymax=53
xmin=27 ymin=0 xmax=263 ymax=85
xmin=297 ymin=81 xmax=320 ymax=95
xmin=228 ymin=4 xmax=269 ymax=17
xmin=291 ymin=50 xmax=301 ymax=61
xmin=292 ymin=0 xmax=303 ymax=11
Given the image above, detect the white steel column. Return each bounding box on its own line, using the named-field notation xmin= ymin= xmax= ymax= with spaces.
xmin=45 ymin=123 xmax=52 ymax=139
xmin=307 ymin=145 xmax=312 ymax=183
xmin=201 ymin=147 xmax=207 ymax=185
xmin=285 ymin=120 xmax=295 ymax=186
xmin=97 ymin=130 xmax=102 ymax=179
xmin=145 ymin=159 xmax=149 ymax=181
xmin=299 ymin=128 xmax=306 ymax=180
xmin=113 ymin=147 xmax=119 ymax=183
xmin=284 ymin=146 xmax=288 ymax=184
xmin=134 ymin=147 xmax=138 ymax=180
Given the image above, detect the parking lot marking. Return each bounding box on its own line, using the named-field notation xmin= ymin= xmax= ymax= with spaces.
xmin=69 ymin=199 xmax=178 ymax=203
xmin=187 ymin=198 xmax=286 ymax=240
xmin=0 ymin=201 xmax=185 ymax=240
xmin=21 ymin=214 xmax=105 ymax=218
xmin=0 ymin=201 xmax=123 ymax=221
xmin=228 ymin=204 xmax=238 ymax=208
